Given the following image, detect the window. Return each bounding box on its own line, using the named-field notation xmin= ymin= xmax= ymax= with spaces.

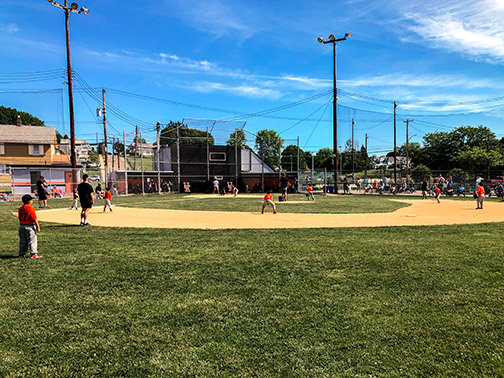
xmin=209 ymin=152 xmax=226 ymax=161
xmin=0 ymin=143 xmax=4 ymax=155
xmin=28 ymin=144 xmax=44 ymax=156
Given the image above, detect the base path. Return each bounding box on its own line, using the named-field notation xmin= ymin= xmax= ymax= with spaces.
xmin=32 ymin=199 xmax=504 ymax=229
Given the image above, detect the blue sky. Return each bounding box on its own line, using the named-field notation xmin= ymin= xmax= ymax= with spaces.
xmin=1 ymin=0 xmax=504 ymax=155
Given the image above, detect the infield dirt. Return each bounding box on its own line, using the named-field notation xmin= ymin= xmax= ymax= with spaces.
xmin=31 ymin=198 xmax=504 ymax=229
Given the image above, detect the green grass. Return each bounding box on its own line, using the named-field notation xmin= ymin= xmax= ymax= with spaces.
xmin=114 ymin=193 xmax=410 ymax=214
xmin=2 ymin=197 xmax=504 ymax=376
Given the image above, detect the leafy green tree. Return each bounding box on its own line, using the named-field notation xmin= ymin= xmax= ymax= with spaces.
xmin=226 ymin=129 xmax=248 ymax=148
xmin=447 ymin=168 xmax=469 ymax=184
xmin=255 ymin=129 xmax=284 ymax=169
xmin=134 ymin=136 xmax=146 ymax=144
xmin=0 ymin=105 xmax=44 ymax=126
xmin=314 ymin=148 xmax=334 ymax=169
xmin=411 ymin=164 xmax=431 ymax=182
xmin=113 ymin=141 xmax=124 ymax=155
xmin=160 ymin=121 xmax=214 ymax=146
xmin=87 ymin=152 xmax=100 ymax=163
xmin=280 ymin=145 xmax=311 ymax=170
xmin=453 ymin=146 xmax=504 ymax=178
xmin=398 ymin=142 xmax=423 ymax=165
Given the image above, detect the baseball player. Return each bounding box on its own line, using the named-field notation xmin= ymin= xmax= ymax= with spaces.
xmin=232 ymin=185 xmax=239 ymax=197
xmin=103 ymin=187 xmax=113 ymax=212
xmin=261 ymin=191 xmax=277 ymax=214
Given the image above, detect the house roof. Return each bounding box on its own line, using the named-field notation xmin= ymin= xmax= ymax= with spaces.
xmin=0 ymin=125 xmax=56 ymax=144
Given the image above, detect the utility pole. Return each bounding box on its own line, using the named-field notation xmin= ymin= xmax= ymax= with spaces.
xmin=134 ymin=125 xmax=138 ymax=171
xmin=117 ymin=138 xmax=120 ymax=170
xmin=102 ymin=89 xmax=108 ymax=185
xmin=140 ymin=132 xmax=144 ymax=195
xmin=65 ymin=2 xmax=77 ymax=189
xmin=123 ymin=131 xmax=128 ymax=195
xmin=156 ymin=122 xmax=161 ymax=195
xmin=393 ymin=101 xmax=398 ymax=183
xmin=176 ymin=122 xmax=181 ymax=193
xmin=365 ymin=133 xmax=369 ymax=180
xmin=352 ymin=118 xmax=355 ymax=179
xmin=404 ymin=119 xmax=413 ymax=178
xmin=111 ymin=137 xmax=115 ymax=171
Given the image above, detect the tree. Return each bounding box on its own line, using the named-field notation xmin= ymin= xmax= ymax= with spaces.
xmin=255 ymin=129 xmax=284 ymax=169
xmin=411 ymin=164 xmax=431 ymax=182
xmin=113 ymin=141 xmax=124 ymax=155
xmin=133 ymin=136 xmax=146 ymax=144
xmin=398 ymin=142 xmax=423 ymax=166
xmin=160 ymin=121 xmax=214 ymax=146
xmin=280 ymin=145 xmax=311 ymax=170
xmin=447 ymin=168 xmax=469 ymax=183
xmin=453 ymin=146 xmax=504 ymax=178
xmin=0 ymin=105 xmax=44 ymax=126
xmin=314 ymin=148 xmax=334 ymax=169
xmin=226 ymin=129 xmax=248 ymax=148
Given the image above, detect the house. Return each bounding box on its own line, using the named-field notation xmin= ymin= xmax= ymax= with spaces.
xmin=126 ymin=142 xmax=155 ymax=158
xmin=0 ymin=124 xmax=78 ymax=196
xmin=59 ymin=138 xmax=93 ymax=165
xmin=371 ymin=156 xmax=411 ymax=169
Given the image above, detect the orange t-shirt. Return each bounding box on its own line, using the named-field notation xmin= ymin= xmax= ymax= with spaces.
xmin=264 ymin=193 xmax=273 ymax=200
xmin=307 ymin=186 xmax=313 ymax=192
xmin=436 ymin=187 xmax=441 ymax=194
xmin=104 ymin=190 xmax=112 ymax=200
xmin=476 ymin=186 xmax=485 ymax=195
xmin=18 ymin=204 xmax=37 ymax=225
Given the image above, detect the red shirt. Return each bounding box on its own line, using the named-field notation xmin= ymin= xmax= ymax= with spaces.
xmin=307 ymin=186 xmax=313 ymax=192
xmin=264 ymin=193 xmax=273 ymax=200
xmin=436 ymin=187 xmax=441 ymax=194
xmin=477 ymin=186 xmax=485 ymax=195
xmin=104 ymin=190 xmax=112 ymax=200
xmin=18 ymin=204 xmax=37 ymax=225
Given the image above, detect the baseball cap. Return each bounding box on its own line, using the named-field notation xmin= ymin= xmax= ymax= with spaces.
xmin=22 ymin=194 xmax=33 ymax=204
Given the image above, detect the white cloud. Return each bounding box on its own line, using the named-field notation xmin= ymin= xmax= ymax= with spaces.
xmin=0 ymin=23 xmax=20 ymax=33
xmin=389 ymin=0 xmax=504 ymax=64
xmin=191 ymin=81 xmax=283 ymax=99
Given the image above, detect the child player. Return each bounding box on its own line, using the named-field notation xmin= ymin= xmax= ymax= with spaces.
xmin=306 ymin=184 xmax=315 ymax=201
xmin=232 ymin=185 xmax=239 ymax=197
xmin=70 ymin=189 xmax=79 ymax=210
xmin=18 ymin=194 xmax=42 ymax=258
xmin=261 ymin=191 xmax=277 ymax=214
xmin=103 ymin=187 xmax=113 ymax=212
xmin=434 ymin=184 xmax=441 ymax=203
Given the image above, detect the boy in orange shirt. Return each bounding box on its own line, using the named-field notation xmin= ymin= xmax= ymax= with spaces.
xmin=261 ymin=191 xmax=277 ymax=214
xmin=306 ymin=185 xmax=315 ymax=201
xmin=103 ymin=187 xmax=113 ymax=212
xmin=18 ymin=194 xmax=42 ymax=258
xmin=476 ymin=183 xmax=485 ymax=209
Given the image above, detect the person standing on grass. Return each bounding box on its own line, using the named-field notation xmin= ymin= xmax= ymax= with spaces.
xmin=77 ymin=174 xmax=94 ymax=226
xmin=213 ymin=178 xmax=219 ymax=194
xmin=280 ymin=173 xmax=289 ymax=201
xmin=36 ymin=176 xmax=48 ymax=208
xmin=261 ymin=191 xmax=277 ymax=214
xmin=70 ymin=189 xmax=79 ymax=210
xmin=476 ymin=182 xmax=485 ymax=209
xmin=18 ymin=194 xmax=42 ymax=258
xmin=306 ymin=184 xmax=315 ymax=201
xmin=421 ymin=178 xmax=428 ymax=200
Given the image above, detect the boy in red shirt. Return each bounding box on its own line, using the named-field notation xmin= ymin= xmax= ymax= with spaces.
xmin=434 ymin=184 xmax=441 ymax=203
xmin=261 ymin=191 xmax=277 ymax=214
xmin=306 ymin=185 xmax=315 ymax=201
xmin=103 ymin=187 xmax=113 ymax=212
xmin=18 ymin=194 xmax=42 ymax=258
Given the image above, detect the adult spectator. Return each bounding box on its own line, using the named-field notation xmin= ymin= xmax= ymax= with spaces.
xmin=213 ymin=178 xmax=219 ymax=194
xmin=36 ymin=176 xmax=48 ymax=208
xmin=77 ymin=174 xmax=94 ymax=226
xmin=280 ymin=173 xmax=289 ymax=201
xmin=421 ymin=178 xmax=428 ymax=200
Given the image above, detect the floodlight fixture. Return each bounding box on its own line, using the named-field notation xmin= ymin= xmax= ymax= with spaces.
xmin=80 ymin=7 xmax=89 ymax=15
xmin=317 ymin=36 xmax=324 ymax=43
xmin=345 ymin=32 xmax=352 ymax=39
xmin=328 ymin=34 xmax=336 ymax=41
xmin=70 ymin=2 xmax=79 ymax=10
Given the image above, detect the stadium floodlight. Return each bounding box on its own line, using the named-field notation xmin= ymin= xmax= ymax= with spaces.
xmin=80 ymin=7 xmax=89 ymax=14
xmin=316 ymin=32 xmax=352 ymax=193
xmin=70 ymin=2 xmax=78 ymax=10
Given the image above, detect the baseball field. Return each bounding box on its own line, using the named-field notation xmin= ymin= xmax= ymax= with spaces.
xmin=2 ymin=193 xmax=504 ymax=376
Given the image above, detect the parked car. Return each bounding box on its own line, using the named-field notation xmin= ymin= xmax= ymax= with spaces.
xmin=87 ymin=163 xmax=100 ymax=167
xmin=89 ymin=175 xmax=101 ymax=181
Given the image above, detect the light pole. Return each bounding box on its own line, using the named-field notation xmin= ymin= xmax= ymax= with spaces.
xmin=318 ymin=32 xmax=351 ymax=194
xmin=48 ymin=0 xmax=89 ymax=189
